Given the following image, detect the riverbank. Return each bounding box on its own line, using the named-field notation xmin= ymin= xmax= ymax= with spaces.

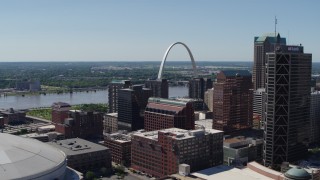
xmin=0 ymin=85 xmax=108 ymax=97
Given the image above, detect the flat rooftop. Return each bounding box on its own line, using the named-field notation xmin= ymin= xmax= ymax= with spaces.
xmin=47 ymin=138 xmax=109 ymax=156
xmin=195 ymin=119 xmax=213 ymax=129
xmin=191 ymin=165 xmax=273 ymax=180
xmin=105 ymin=113 xmax=118 ymax=117
xmin=133 ymin=128 xmax=222 ymax=141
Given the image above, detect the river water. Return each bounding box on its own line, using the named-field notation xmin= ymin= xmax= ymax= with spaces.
xmin=0 ymin=86 xmax=188 ymax=109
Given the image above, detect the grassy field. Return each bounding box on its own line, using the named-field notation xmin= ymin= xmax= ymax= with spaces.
xmin=27 ymin=103 xmax=108 ymax=121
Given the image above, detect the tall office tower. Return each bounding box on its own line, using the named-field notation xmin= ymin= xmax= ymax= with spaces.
xmin=310 ymin=91 xmax=320 ymax=144
xmin=263 ymin=45 xmax=311 ymax=167
xmin=117 ymin=85 xmax=152 ymax=131
xmin=204 ymin=88 xmax=214 ymax=112
xmin=253 ymin=33 xmax=286 ymax=90
xmin=131 ymin=128 xmax=223 ymax=178
xmin=189 ymin=78 xmax=212 ymax=100
xmin=108 ymin=80 xmax=131 ymax=113
xmin=145 ymin=79 xmax=168 ymax=98
xmin=253 ymin=88 xmax=265 ymax=129
xmin=144 ymin=98 xmax=195 ymax=131
xmin=212 ymin=70 xmax=253 ymax=133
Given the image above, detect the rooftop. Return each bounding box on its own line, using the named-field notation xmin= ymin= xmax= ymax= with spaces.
xmin=105 ymin=113 xmax=118 ymax=117
xmin=51 ymin=102 xmax=71 ymax=109
xmin=133 ymin=128 xmax=222 ymax=141
xmin=47 ymin=138 xmax=109 ymax=156
xmin=284 ymin=167 xmax=311 ymax=180
xmin=254 ymin=33 xmax=286 ymax=44
xmin=191 ymin=165 xmax=273 ymax=180
xmin=195 ymin=119 xmax=213 ymax=130
xmin=148 ymin=97 xmax=189 ymax=107
xmin=0 ymin=133 xmax=66 ymax=179
xmin=105 ymin=132 xmax=132 ymax=143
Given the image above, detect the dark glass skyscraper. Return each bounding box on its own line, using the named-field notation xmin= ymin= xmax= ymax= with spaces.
xmin=117 ymin=85 xmax=152 ymax=131
xmin=253 ymin=33 xmax=286 ymax=90
xmin=263 ymin=44 xmax=311 ymax=167
xmin=145 ymin=79 xmax=168 ymax=98
xmin=189 ymin=78 xmax=212 ymax=100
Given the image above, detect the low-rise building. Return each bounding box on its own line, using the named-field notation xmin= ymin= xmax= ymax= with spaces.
xmin=104 ymin=131 xmax=132 ymax=166
xmin=21 ymin=131 xmax=65 ymax=142
xmin=47 ymin=138 xmax=112 ymax=173
xmin=103 ymin=113 xmax=118 ymax=133
xmin=0 ymin=108 xmax=27 ymax=125
xmin=131 ymin=128 xmax=223 ymax=178
xmin=55 ymin=110 xmax=103 ymax=139
xmin=223 ymin=136 xmax=263 ymax=166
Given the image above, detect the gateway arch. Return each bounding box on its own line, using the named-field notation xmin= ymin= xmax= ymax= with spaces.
xmin=157 ymin=42 xmax=198 ymax=80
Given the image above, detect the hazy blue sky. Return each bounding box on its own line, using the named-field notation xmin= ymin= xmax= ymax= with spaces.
xmin=0 ymin=0 xmax=319 ymax=62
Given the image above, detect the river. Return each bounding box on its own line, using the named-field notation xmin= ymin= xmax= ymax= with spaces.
xmin=0 ymin=86 xmax=188 ymax=109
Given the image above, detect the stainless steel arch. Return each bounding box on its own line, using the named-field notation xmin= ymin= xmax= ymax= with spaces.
xmin=157 ymin=42 xmax=198 ymax=80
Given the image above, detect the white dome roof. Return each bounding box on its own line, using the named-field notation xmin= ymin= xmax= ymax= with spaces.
xmin=0 ymin=133 xmax=67 ymax=180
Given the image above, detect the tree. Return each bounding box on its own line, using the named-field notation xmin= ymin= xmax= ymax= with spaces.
xmin=85 ymin=171 xmax=95 ymax=180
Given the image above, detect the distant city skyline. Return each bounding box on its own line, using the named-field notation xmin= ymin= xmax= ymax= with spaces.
xmin=0 ymin=0 xmax=319 ymax=62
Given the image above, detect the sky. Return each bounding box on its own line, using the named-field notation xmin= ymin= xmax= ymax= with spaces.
xmin=0 ymin=0 xmax=319 ymax=62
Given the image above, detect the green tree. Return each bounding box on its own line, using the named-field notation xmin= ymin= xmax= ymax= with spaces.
xmin=85 ymin=171 xmax=95 ymax=180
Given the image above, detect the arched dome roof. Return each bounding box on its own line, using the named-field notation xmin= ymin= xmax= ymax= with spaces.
xmin=0 ymin=133 xmax=66 ymax=179
xmin=284 ymin=167 xmax=311 ymax=180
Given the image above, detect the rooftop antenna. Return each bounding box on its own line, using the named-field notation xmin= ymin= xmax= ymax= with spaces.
xmin=274 ymin=16 xmax=277 ymax=38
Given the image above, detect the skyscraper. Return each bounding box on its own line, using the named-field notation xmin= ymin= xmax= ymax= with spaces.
xmin=189 ymin=78 xmax=212 ymax=100
xmin=212 ymin=70 xmax=253 ymax=133
xmin=108 ymin=80 xmax=131 ymax=113
xmin=117 ymin=85 xmax=152 ymax=131
xmin=145 ymin=79 xmax=168 ymax=98
xmin=263 ymin=44 xmax=311 ymax=167
xmin=253 ymin=33 xmax=286 ymax=90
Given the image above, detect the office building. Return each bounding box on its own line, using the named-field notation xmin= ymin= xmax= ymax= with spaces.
xmin=54 ymin=110 xmax=104 ymax=139
xmin=108 ymin=80 xmax=131 ymax=113
xmin=21 ymin=131 xmax=65 ymax=142
xmin=204 ymin=88 xmax=214 ymax=112
xmin=253 ymin=33 xmax=286 ymax=90
xmin=263 ymin=44 xmax=311 ymax=167
xmin=0 ymin=108 xmax=27 ymax=125
xmin=131 ymin=128 xmax=223 ymax=178
xmin=103 ymin=113 xmax=118 ymax=134
xmin=104 ymin=131 xmax=132 ymax=166
xmin=52 ymin=102 xmax=71 ymax=124
xmin=212 ymin=70 xmax=253 ymax=133
xmin=145 ymin=79 xmax=169 ymax=98
xmin=189 ymin=78 xmax=212 ymax=100
xmin=253 ymin=88 xmax=265 ymax=129
xmin=310 ymin=91 xmax=320 ymax=144
xmin=118 ymin=85 xmax=152 ymax=131
xmin=144 ymin=98 xmax=195 ymax=131
xmin=223 ymin=136 xmax=263 ymax=166
xmin=48 ymin=138 xmax=112 ymax=173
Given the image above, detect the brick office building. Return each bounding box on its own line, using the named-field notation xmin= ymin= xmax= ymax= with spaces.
xmin=104 ymin=131 xmax=132 ymax=166
xmin=51 ymin=102 xmax=71 ymax=124
xmin=52 ymin=102 xmax=103 ymax=139
xmin=131 ymin=128 xmax=223 ymax=178
xmin=144 ymin=98 xmax=195 ymax=131
xmin=212 ymin=70 xmax=253 ymax=134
